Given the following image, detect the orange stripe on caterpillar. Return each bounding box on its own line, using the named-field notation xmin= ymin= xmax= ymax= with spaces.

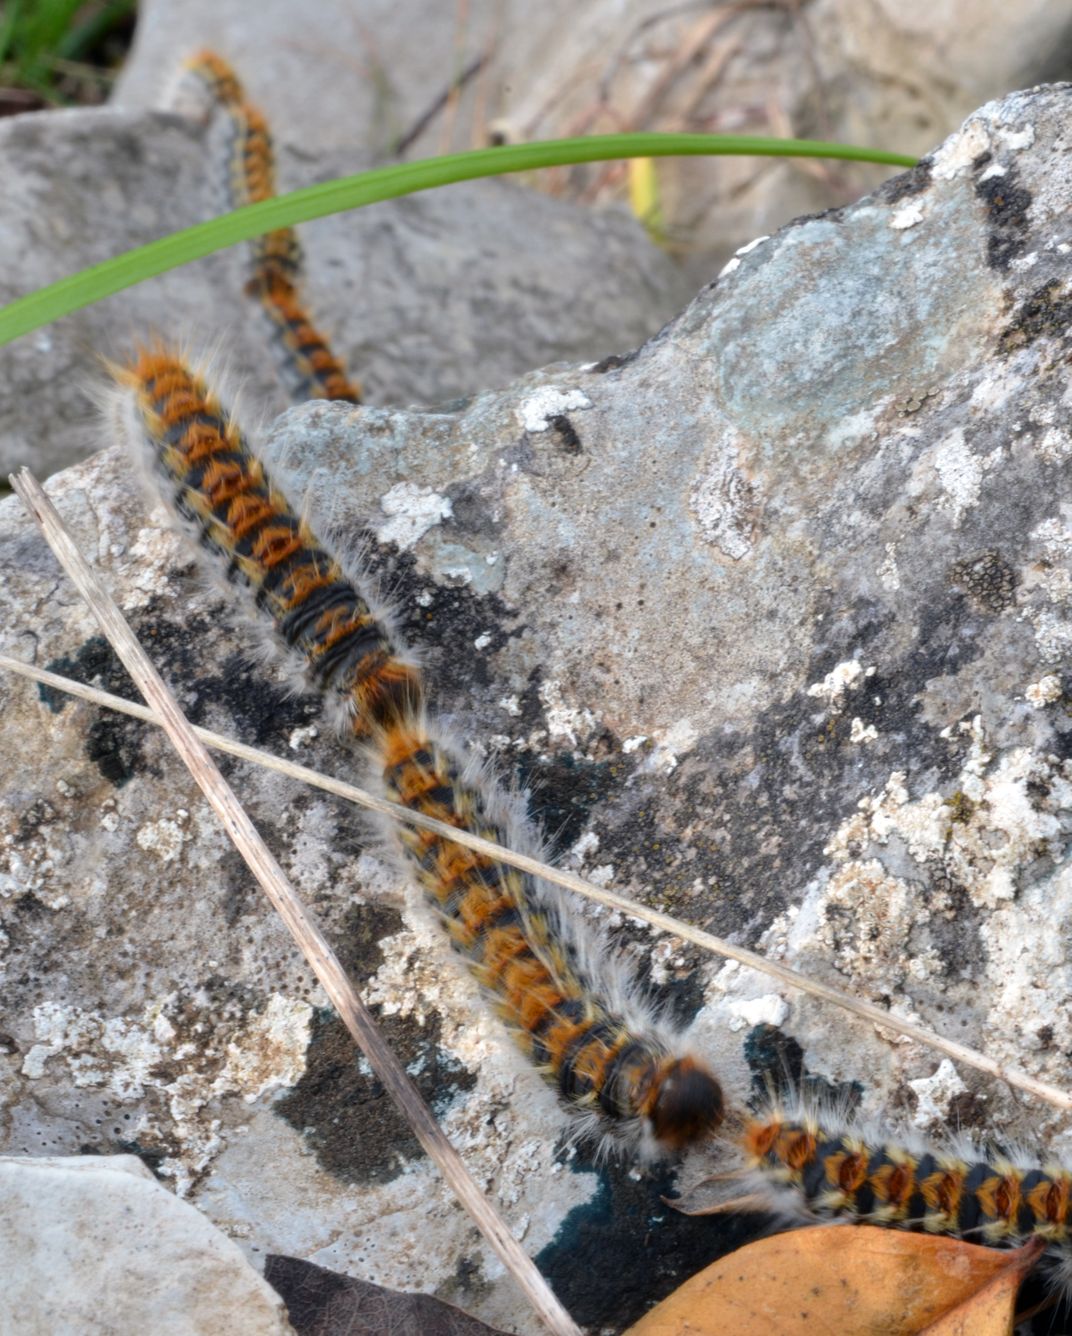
xmin=117 ymin=346 xmax=723 ymax=1156
xmin=181 ymin=49 xmax=245 ymax=108
xmin=118 ymin=348 xmax=405 ymax=727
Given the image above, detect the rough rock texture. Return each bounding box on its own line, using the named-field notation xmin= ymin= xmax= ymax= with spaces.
xmin=113 ymin=0 xmax=1072 ymax=276
xmin=0 ymin=1154 xmax=293 ymax=1333
xmin=2 ymin=83 xmax=1071 ymax=1335
xmin=0 ymin=104 xmax=691 ymax=477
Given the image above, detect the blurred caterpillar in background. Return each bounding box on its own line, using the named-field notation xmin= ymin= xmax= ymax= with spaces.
xmin=170 ymin=50 xmax=360 ymax=404
xmin=128 ymin=50 xmax=1072 ymax=1295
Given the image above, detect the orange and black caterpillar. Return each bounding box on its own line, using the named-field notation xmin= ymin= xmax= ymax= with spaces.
xmin=176 ymin=51 xmax=361 ymax=405
xmin=731 ymin=1092 xmax=1072 ymax=1285
xmin=116 ymin=347 xmax=725 ymax=1158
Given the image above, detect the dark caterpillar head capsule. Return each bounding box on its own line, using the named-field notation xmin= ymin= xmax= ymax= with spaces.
xmin=647 ymin=1055 xmax=725 ymax=1151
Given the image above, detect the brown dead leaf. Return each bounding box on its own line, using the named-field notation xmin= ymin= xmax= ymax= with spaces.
xmin=623 ymin=1225 xmax=1044 ymax=1336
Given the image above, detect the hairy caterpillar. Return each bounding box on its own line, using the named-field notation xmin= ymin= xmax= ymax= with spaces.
xmin=112 ymin=346 xmax=725 ymax=1158
xmin=175 ymin=51 xmax=361 ymax=405
xmin=722 ymin=1090 xmax=1072 ymax=1295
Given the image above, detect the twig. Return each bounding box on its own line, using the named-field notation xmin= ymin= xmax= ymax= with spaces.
xmin=393 ymin=51 xmax=487 ymax=157
xmin=3 ymin=649 xmax=1070 ymax=1114
xmin=7 ymin=469 xmax=582 ymax=1336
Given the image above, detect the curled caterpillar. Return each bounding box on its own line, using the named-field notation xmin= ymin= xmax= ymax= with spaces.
xmin=112 ymin=346 xmax=725 ymax=1159
xmin=174 ymin=50 xmax=361 ymax=404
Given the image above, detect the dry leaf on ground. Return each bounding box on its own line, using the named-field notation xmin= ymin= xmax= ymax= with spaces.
xmin=264 ymin=1254 xmax=510 ymax=1336
xmin=623 ymin=1225 xmax=1044 ymax=1336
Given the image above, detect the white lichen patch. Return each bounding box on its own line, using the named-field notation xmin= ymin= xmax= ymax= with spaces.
xmin=914 ymin=428 xmax=992 ymax=526
xmin=806 ymin=658 xmax=871 ymax=709
xmin=978 ymin=861 xmax=1072 ymax=1068
xmin=814 ymin=860 xmax=942 ymax=994
xmin=718 ymin=233 xmax=771 ymax=277
xmin=908 ymin=1059 xmax=968 ymax=1131
xmin=825 ymin=722 xmax=1072 ymax=912
xmin=21 ymin=992 xmax=311 ymax=1192
xmin=930 ymin=117 xmax=992 ymax=180
xmin=849 ymin=717 xmax=878 ymax=744
xmin=1036 ymin=426 xmax=1072 ymax=463
xmin=375 ymin=483 xmax=453 ymax=550
xmin=516 ymin=387 xmax=591 ymax=433
xmin=637 ymin=717 xmax=699 ymax=775
xmin=568 ymin=830 xmax=600 ymax=867
xmin=122 ymin=524 xmax=185 ymax=608
xmin=890 ymin=200 xmax=925 ymax=231
xmin=1022 ymin=514 xmax=1072 ymax=658
xmin=999 ymin=123 xmax=1035 ymax=152
xmin=220 ymin=994 xmax=313 ymax=1103
xmin=1 ymin=806 xmax=71 ymax=911
xmin=878 ymin=543 xmax=900 ymax=592
xmin=690 ymin=447 xmax=755 ymax=560
xmin=537 ymin=679 xmax=598 ymax=748
xmin=135 ymin=817 xmax=187 ymax=863
xmin=727 ymin=993 xmax=789 ymax=1033
xmin=1025 ymin=674 xmax=1062 ymax=708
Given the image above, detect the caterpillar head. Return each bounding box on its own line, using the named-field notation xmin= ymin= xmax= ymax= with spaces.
xmin=647 ymin=1055 xmax=725 ymax=1151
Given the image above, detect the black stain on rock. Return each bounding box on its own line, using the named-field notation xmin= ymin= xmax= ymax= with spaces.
xmin=974 ymin=162 xmax=1032 ymax=271
xmin=42 ymin=636 xmax=148 ymax=787
xmin=548 ymin=414 xmax=582 ymax=454
xmin=186 ymin=650 xmax=321 ymax=745
xmin=999 ymin=279 xmax=1072 ymax=356
xmin=275 ymin=1002 xmax=476 ymax=1185
xmin=879 ymin=159 xmax=933 ymax=204
xmin=742 ymin=1023 xmax=861 ymax=1111
xmin=589 ymin=348 xmax=640 ymax=374
xmin=362 ymin=540 xmax=521 ymax=702
xmin=535 ymin=1152 xmax=767 ymax=1331
xmin=516 ymin=747 xmax=619 ymax=857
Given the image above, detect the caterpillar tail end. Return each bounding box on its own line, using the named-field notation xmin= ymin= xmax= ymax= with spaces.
xmin=647 ymin=1055 xmax=725 ymax=1152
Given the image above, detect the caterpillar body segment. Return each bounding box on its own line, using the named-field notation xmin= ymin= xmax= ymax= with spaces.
xmin=118 ymin=346 xmax=724 ymax=1158
xmin=252 ymin=275 xmax=362 ymax=404
xmin=175 ymin=51 xmax=361 ymax=405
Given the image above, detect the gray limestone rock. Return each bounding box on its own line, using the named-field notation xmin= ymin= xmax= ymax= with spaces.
xmin=2 ymin=82 xmax=1072 ymax=1335
xmin=0 ymin=102 xmax=691 ymax=478
xmin=0 ymin=1155 xmax=293 ymax=1334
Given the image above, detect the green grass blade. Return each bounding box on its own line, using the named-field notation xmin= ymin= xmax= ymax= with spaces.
xmin=0 ymin=133 xmax=918 ymax=347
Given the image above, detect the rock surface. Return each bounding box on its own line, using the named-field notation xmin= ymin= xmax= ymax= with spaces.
xmin=1 ymin=82 xmax=1071 ymax=1335
xmin=0 ymin=1155 xmax=293 ymax=1334
xmin=0 ymin=102 xmax=690 ymax=478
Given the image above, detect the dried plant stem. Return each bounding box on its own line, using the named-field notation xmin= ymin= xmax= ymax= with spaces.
xmin=8 ymin=469 xmax=581 ymax=1336
xmin=3 ymin=650 xmax=1070 ymax=1115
